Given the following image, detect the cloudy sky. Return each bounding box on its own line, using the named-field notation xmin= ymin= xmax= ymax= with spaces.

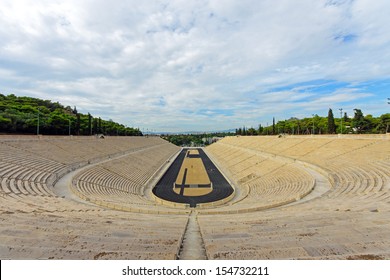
xmin=1 ymin=0 xmax=389 ymax=132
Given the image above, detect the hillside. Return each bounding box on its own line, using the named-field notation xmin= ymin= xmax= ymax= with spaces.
xmin=0 ymin=94 xmax=141 ymax=136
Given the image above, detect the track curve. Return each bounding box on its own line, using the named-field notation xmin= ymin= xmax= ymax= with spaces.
xmin=152 ymin=148 xmax=234 ymax=207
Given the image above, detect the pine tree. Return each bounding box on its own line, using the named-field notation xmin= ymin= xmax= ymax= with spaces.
xmin=88 ymin=113 xmax=92 ymax=135
xmin=272 ymin=117 xmax=275 ymax=135
xmin=93 ymin=118 xmax=98 ymax=135
xmin=75 ymin=113 xmax=80 ymax=135
xmin=258 ymin=124 xmax=263 ymax=134
xmin=327 ymin=108 xmax=336 ymax=134
xmin=343 ymin=112 xmax=349 ymax=122
xmin=353 ymin=109 xmax=365 ymax=133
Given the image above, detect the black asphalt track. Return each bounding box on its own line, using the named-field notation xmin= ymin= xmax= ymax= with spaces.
xmin=152 ymin=148 xmax=234 ymax=207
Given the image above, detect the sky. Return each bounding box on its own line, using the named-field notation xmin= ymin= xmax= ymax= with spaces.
xmin=1 ymin=0 xmax=390 ymax=133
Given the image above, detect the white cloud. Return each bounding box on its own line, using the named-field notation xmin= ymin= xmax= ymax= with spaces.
xmin=1 ymin=0 xmax=389 ymax=132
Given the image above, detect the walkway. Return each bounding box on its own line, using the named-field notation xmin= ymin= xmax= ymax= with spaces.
xmin=177 ymin=211 xmax=207 ymax=260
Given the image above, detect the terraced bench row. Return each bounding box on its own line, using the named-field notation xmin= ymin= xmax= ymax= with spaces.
xmin=200 ymin=135 xmax=390 ymax=259
xmin=71 ymin=142 xmax=181 ymax=212
xmin=0 ymin=136 xmax=189 ymax=259
xmin=0 ymin=207 xmax=188 ymax=259
xmin=198 ymin=201 xmax=390 ymax=259
xmin=2 ymin=136 xmax=165 ymax=165
xmin=205 ymin=143 xmax=315 ymax=212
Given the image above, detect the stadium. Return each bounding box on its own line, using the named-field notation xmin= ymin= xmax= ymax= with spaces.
xmin=0 ymin=134 xmax=389 ymax=260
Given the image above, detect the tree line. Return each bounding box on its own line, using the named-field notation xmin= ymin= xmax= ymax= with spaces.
xmin=236 ymin=109 xmax=390 ymax=136
xmin=0 ymin=94 xmax=142 ymax=136
xmin=162 ymin=132 xmax=234 ymax=147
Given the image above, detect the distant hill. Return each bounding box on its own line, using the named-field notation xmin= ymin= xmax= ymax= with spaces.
xmin=0 ymin=93 xmax=142 ymax=136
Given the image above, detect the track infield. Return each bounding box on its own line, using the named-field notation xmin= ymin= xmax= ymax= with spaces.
xmin=152 ymin=148 xmax=234 ymax=207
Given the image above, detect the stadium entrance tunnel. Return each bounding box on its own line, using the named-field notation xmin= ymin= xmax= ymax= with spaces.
xmin=152 ymin=148 xmax=234 ymax=208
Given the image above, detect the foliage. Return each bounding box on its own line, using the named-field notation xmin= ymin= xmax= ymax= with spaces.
xmin=235 ymin=109 xmax=390 ymax=135
xmin=162 ymin=132 xmax=234 ymax=146
xmin=327 ymin=108 xmax=336 ymax=134
xmin=0 ymin=93 xmax=142 ymax=136
xmin=352 ymin=108 xmax=366 ymax=133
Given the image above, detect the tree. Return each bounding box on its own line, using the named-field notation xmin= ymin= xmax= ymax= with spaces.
xmin=379 ymin=113 xmax=390 ymax=133
xmin=93 ymin=118 xmax=98 ymax=134
xmin=327 ymin=108 xmax=336 ymax=134
xmin=0 ymin=94 xmax=141 ymax=136
xmin=343 ymin=112 xmax=349 ymax=122
xmin=75 ymin=113 xmax=81 ymax=135
xmin=258 ymin=124 xmax=263 ymax=135
xmin=353 ymin=109 xmax=365 ymax=133
xmin=88 ymin=113 xmax=92 ymax=135
xmin=0 ymin=115 xmax=12 ymax=131
xmin=364 ymin=114 xmax=378 ymax=133
xmin=278 ymin=120 xmax=286 ymax=134
xmin=247 ymin=127 xmax=257 ymax=135
xmin=272 ymin=117 xmax=275 ymax=135
xmin=43 ymin=109 xmax=67 ymax=134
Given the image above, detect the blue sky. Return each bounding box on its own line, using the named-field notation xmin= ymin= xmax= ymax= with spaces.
xmin=0 ymin=0 xmax=389 ymax=132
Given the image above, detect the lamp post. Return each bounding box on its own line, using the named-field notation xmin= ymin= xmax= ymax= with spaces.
xmin=339 ymin=108 xmax=343 ymax=134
